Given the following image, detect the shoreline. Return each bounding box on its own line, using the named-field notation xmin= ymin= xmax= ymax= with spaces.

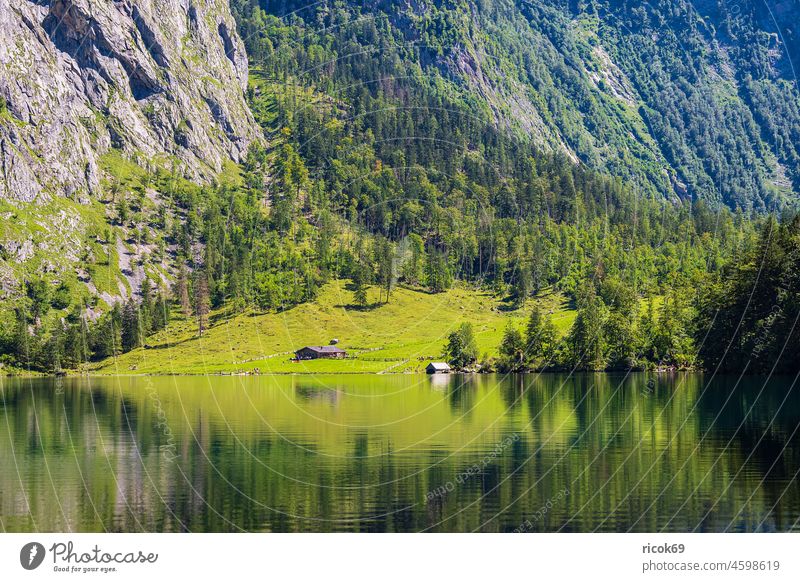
xmin=3 ymin=367 xmax=700 ymax=379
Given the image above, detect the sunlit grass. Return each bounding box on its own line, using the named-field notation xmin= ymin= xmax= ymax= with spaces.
xmin=92 ymin=280 xmax=576 ymax=375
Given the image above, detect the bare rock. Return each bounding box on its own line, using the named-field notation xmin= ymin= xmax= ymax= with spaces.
xmin=0 ymin=0 xmax=260 ymax=202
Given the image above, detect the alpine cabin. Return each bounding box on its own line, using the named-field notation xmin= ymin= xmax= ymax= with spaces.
xmin=426 ymin=362 xmax=451 ymax=374
xmin=295 ymin=346 xmax=347 ymax=360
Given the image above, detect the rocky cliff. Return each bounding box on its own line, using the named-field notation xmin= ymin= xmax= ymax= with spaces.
xmin=0 ymin=0 xmax=261 ymax=202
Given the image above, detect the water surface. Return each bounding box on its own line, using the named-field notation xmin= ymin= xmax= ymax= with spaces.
xmin=1 ymin=373 xmax=799 ymax=532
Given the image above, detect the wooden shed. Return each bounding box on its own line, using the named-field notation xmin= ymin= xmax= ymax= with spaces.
xmin=295 ymin=346 xmax=347 ymax=360
xmin=426 ymin=362 xmax=451 ymax=374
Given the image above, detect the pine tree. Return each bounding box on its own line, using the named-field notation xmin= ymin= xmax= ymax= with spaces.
xmin=90 ymin=304 xmax=121 ymax=360
xmin=375 ymin=238 xmax=395 ymax=303
xmin=44 ymin=319 xmax=65 ymax=374
xmin=11 ymin=308 xmax=31 ymax=367
xmin=352 ymin=272 xmax=368 ymax=307
xmin=25 ymin=278 xmax=50 ymax=325
xmin=151 ymin=292 xmax=171 ymax=333
xmin=605 ymin=311 xmax=637 ymax=369
xmin=62 ymin=307 xmax=88 ymax=369
xmin=195 ymin=272 xmax=210 ymax=337
xmin=401 ymin=233 xmax=425 ymax=286
xmin=121 ymin=298 xmax=141 ymax=352
xmin=176 ymin=266 xmax=192 ymax=317
xmin=568 ymin=289 xmax=608 ymax=370
xmin=139 ymin=278 xmax=153 ymax=340
xmin=511 ymin=264 xmax=532 ymax=307
xmin=426 ymin=248 xmax=452 ymax=293
xmin=525 ymin=305 xmax=557 ymax=368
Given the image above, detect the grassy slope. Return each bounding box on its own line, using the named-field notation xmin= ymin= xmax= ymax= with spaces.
xmin=92 ymin=280 xmax=576 ymax=375
xmin=0 ymin=196 xmax=122 ymax=305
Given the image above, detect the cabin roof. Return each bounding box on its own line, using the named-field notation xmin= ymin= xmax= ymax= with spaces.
xmin=426 ymin=362 xmax=451 ymax=370
xmin=296 ymin=345 xmax=347 ymax=354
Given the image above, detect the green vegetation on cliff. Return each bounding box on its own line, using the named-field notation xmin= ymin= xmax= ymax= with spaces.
xmin=3 ymin=0 xmax=800 ymax=375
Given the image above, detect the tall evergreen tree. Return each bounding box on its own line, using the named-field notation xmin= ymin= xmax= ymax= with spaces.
xmin=121 ymin=298 xmax=141 ymax=352
xmin=567 ymin=290 xmax=608 ymax=370
xmin=176 ymin=266 xmax=192 ymax=317
xmin=195 ymin=272 xmax=210 ymax=337
xmin=525 ymin=306 xmax=557 ymax=368
xmin=499 ymin=324 xmax=526 ymax=372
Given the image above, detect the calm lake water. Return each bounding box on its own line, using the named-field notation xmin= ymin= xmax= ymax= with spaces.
xmin=1 ymin=373 xmax=799 ymax=532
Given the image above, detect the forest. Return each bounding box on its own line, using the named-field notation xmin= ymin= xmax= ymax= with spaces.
xmin=1 ymin=0 xmax=799 ymax=375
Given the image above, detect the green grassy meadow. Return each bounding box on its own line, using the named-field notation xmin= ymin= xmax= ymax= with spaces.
xmin=91 ymin=280 xmax=576 ymax=375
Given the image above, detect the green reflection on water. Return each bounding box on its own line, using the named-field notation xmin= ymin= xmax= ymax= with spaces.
xmin=1 ymin=373 xmax=798 ymax=532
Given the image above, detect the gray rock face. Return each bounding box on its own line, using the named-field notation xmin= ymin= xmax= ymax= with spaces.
xmin=0 ymin=0 xmax=260 ymax=202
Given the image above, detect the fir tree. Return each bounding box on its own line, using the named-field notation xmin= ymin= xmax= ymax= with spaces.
xmin=195 ymin=272 xmax=210 ymax=337
xmin=121 ymin=298 xmax=141 ymax=352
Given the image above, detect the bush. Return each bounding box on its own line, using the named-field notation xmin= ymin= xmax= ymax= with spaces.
xmin=51 ymin=282 xmax=72 ymax=310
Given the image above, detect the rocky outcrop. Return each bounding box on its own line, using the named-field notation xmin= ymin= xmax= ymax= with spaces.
xmin=0 ymin=0 xmax=260 ymax=202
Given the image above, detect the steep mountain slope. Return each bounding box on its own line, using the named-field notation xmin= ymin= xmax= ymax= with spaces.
xmin=0 ymin=0 xmax=793 ymax=375
xmin=0 ymin=0 xmax=260 ymax=202
xmin=233 ymin=0 xmax=800 ymax=211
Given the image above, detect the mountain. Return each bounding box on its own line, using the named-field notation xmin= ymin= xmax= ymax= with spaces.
xmin=0 ymin=0 xmax=796 ymax=374
xmin=4 ymin=1 xmax=799 ymax=207
xmin=0 ymin=0 xmax=260 ymax=203
xmin=233 ymin=0 xmax=800 ymax=211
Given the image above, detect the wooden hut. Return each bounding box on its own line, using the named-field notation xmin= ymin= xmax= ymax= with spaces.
xmin=426 ymin=362 xmax=451 ymax=374
xmin=295 ymin=346 xmax=347 ymax=360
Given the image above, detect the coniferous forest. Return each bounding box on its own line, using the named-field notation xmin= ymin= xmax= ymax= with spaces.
xmin=1 ymin=0 xmax=799 ymax=375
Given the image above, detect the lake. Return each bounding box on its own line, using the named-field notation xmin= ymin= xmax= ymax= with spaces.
xmin=1 ymin=373 xmax=799 ymax=532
